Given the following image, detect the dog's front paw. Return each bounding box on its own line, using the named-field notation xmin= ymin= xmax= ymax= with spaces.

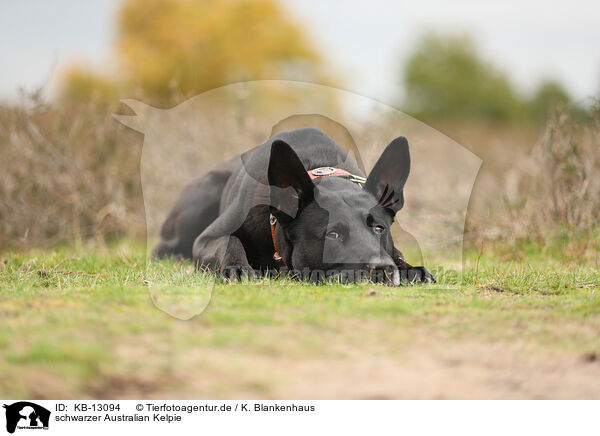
xmin=405 ymin=266 xmax=435 ymax=284
xmin=220 ymin=265 xmax=256 ymax=283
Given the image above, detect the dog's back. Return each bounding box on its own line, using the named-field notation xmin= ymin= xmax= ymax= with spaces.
xmin=219 ymin=128 xmax=364 ymax=210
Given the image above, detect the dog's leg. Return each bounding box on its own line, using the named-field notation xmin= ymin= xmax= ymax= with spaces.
xmin=192 ymin=200 xmax=257 ymax=281
xmin=392 ymin=247 xmax=435 ymax=283
xmin=194 ymin=233 xmax=255 ymax=281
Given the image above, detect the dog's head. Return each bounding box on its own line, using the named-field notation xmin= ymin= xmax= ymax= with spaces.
xmin=268 ymin=137 xmax=410 ymax=285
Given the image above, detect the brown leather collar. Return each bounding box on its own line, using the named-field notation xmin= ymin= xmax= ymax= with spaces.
xmin=270 ymin=167 xmax=366 ymax=264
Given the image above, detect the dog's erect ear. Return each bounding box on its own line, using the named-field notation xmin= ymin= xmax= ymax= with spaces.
xmin=364 ymin=136 xmax=410 ymax=215
xmin=268 ymin=139 xmax=315 ymax=225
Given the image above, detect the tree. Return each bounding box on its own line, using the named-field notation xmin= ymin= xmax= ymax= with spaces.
xmin=402 ymin=32 xmax=524 ymax=122
xmin=61 ymin=0 xmax=325 ymax=104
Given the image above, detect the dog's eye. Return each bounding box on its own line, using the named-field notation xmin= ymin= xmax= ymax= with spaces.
xmin=326 ymin=231 xmax=340 ymax=239
xmin=373 ymin=225 xmax=386 ymax=234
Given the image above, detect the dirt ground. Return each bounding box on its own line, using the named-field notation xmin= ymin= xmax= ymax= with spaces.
xmin=75 ymin=338 xmax=600 ymax=400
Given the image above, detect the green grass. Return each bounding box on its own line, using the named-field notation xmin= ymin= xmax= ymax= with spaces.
xmin=1 ymin=242 xmax=599 ymax=399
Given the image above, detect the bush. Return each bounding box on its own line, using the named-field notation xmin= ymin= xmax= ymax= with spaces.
xmin=529 ymin=80 xmax=571 ymax=123
xmin=498 ymin=103 xmax=600 ymax=257
xmin=529 ymin=105 xmax=600 ymax=234
xmin=0 ymin=93 xmax=145 ymax=249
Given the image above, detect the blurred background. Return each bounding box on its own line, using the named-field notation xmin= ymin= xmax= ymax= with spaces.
xmin=0 ymin=0 xmax=598 ymax=260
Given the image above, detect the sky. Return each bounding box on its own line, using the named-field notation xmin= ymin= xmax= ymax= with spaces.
xmin=1 ymin=0 xmax=599 ymax=106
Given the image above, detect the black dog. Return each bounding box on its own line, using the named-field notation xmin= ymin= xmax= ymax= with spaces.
xmin=154 ymin=127 xmax=433 ymax=285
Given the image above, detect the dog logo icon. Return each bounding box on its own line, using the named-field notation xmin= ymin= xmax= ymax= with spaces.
xmin=2 ymin=402 xmax=50 ymax=434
